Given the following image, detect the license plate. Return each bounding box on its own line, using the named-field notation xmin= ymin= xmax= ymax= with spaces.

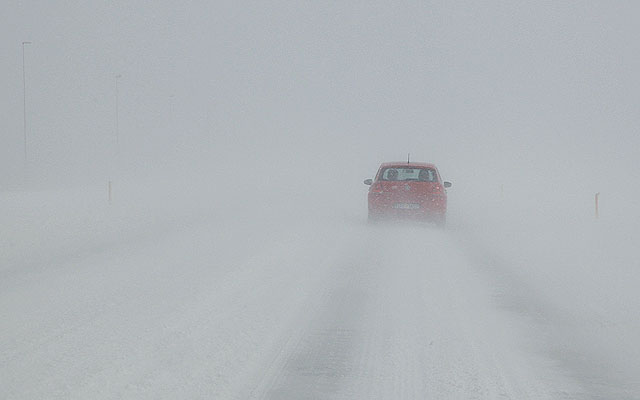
xmin=393 ymin=203 xmax=420 ymax=209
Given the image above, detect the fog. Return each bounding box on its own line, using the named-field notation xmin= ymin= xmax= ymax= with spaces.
xmin=2 ymin=1 xmax=640 ymax=398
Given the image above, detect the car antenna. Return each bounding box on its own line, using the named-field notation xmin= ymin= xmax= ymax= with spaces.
xmin=407 ymin=153 xmax=410 ymax=164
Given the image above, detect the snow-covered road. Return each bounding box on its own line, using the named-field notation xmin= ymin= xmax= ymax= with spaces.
xmin=2 ymin=185 xmax=639 ymax=399
xmin=247 ymin=224 xmax=577 ymax=399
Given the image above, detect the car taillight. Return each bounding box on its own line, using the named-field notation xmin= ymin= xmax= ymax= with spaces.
xmin=370 ymin=183 xmax=383 ymax=194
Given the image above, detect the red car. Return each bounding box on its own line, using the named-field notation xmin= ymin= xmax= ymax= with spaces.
xmin=364 ymin=162 xmax=451 ymax=226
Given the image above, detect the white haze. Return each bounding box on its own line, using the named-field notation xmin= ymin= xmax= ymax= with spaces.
xmin=2 ymin=1 xmax=640 ymax=398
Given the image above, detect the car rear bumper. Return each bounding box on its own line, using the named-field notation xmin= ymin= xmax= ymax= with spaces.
xmin=368 ymin=197 xmax=446 ymax=217
xmin=368 ymin=205 xmax=445 ymax=221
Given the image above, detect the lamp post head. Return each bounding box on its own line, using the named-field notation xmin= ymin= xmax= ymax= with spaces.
xmin=22 ymin=41 xmax=32 ymax=45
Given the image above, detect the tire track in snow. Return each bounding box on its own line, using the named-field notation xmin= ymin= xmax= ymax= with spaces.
xmin=452 ymin=229 xmax=639 ymax=400
xmin=249 ymin=223 xmax=584 ymax=399
xmin=247 ymin=230 xmax=379 ymax=399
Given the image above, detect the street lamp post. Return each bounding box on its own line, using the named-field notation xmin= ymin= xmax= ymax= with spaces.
xmin=110 ymin=74 xmax=122 ymax=205
xmin=22 ymin=41 xmax=32 ymax=171
xmin=115 ymin=74 xmax=122 ymax=155
xmin=169 ymin=94 xmax=175 ymax=130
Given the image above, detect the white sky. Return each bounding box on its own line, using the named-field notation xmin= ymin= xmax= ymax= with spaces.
xmin=2 ymin=1 xmax=639 ymax=207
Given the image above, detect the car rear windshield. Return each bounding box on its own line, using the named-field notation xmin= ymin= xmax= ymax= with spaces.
xmin=380 ymin=167 xmax=437 ymax=182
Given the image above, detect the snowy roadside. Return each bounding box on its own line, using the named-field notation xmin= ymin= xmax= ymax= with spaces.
xmin=1 ymin=182 xmax=187 ymax=277
xmin=450 ymin=196 xmax=640 ymax=398
xmin=0 ymin=179 xmax=357 ymax=399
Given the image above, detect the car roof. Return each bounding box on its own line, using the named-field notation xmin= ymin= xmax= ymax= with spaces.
xmin=379 ymin=162 xmax=437 ymax=169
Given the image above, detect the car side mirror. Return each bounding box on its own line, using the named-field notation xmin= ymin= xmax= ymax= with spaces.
xmin=443 ymin=181 xmax=452 ymax=188
xmin=364 ymin=179 xmax=373 ymax=186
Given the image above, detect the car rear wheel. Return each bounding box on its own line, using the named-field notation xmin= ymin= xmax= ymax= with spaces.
xmin=434 ymin=214 xmax=446 ymax=229
xmin=367 ymin=210 xmax=381 ymax=224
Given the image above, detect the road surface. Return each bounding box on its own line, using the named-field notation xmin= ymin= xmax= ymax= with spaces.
xmin=1 ymin=196 xmax=638 ymax=399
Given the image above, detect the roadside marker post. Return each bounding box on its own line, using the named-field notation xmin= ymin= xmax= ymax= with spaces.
xmin=595 ymin=192 xmax=600 ymax=219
